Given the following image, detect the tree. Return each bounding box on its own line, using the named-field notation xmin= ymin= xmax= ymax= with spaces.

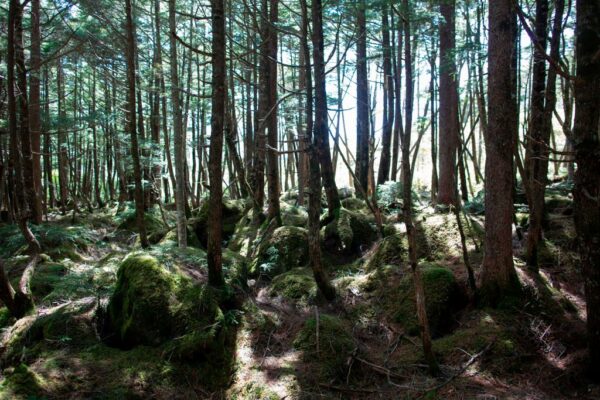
xmin=377 ymin=2 xmax=394 ymax=185
xmin=207 ymin=0 xmax=227 ymax=288
xmin=354 ymin=0 xmax=369 ymax=196
xmin=125 ymin=0 xmax=149 ymax=248
xmin=480 ymin=0 xmax=519 ymax=304
xmin=437 ymin=0 xmax=459 ymax=206
xmin=572 ymin=0 xmax=600 ymax=381
xmin=168 ymin=0 xmax=189 ymax=248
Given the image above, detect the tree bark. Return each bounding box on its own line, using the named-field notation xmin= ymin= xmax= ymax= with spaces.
xmin=168 ymin=0 xmax=189 ymax=248
xmin=572 ymin=0 xmax=600 ymax=382
xmin=377 ymin=3 xmax=394 ymax=184
xmin=480 ymin=0 xmax=519 ymax=305
xmin=355 ymin=0 xmax=369 ymax=196
xmin=125 ymin=0 xmax=149 ymax=248
xmin=207 ymin=0 xmax=227 ymax=288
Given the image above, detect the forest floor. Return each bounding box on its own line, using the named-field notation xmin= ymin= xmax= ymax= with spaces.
xmin=0 ymin=183 xmax=598 ymax=399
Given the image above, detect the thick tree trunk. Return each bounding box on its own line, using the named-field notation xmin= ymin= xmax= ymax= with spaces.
xmin=207 ymin=0 xmax=227 ymax=288
xmin=572 ymin=0 xmax=600 ymax=382
xmin=480 ymin=0 xmax=519 ymax=305
xmin=437 ymin=0 xmax=459 ymax=206
xmin=168 ymin=0 xmax=188 ymax=248
xmin=125 ymin=0 xmax=149 ymax=248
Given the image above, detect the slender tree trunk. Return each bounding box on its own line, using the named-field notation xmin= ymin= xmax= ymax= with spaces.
xmin=355 ymin=0 xmax=369 ymax=196
xmin=377 ymin=4 xmax=394 ymax=184
xmin=572 ymin=0 xmax=600 ymax=382
xmin=312 ymin=0 xmax=340 ymax=218
xmin=125 ymin=0 xmax=149 ymax=248
xmin=169 ymin=0 xmax=188 ymax=247
xmin=207 ymin=0 xmax=227 ymax=288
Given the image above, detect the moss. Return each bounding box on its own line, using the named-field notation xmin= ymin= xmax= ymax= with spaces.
xmin=388 ymin=264 xmax=461 ymax=337
xmin=194 ymin=199 xmax=245 ymax=248
xmin=364 ymin=234 xmax=404 ymax=271
xmin=0 ymin=363 xmax=47 ymax=399
xmin=106 ymin=253 xmax=182 ymax=347
xmin=158 ymin=224 xmax=201 ymax=248
xmin=250 ymin=226 xmax=309 ymax=277
xmin=545 ymin=193 xmax=572 ymax=212
xmin=280 ymin=203 xmax=308 ymax=227
xmin=29 ymin=262 xmax=68 ymax=299
xmin=115 ymin=204 xmax=169 ymax=244
xmin=293 ymin=314 xmax=356 ymax=380
xmin=0 ymin=307 xmax=12 ymax=330
xmin=322 ymin=208 xmax=377 ymax=255
xmin=269 ymin=268 xmax=317 ymax=306
xmin=341 ymin=197 xmax=367 ymax=211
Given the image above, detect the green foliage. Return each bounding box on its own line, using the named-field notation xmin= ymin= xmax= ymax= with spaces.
xmin=250 ymin=226 xmax=309 ymax=277
xmin=294 ymin=314 xmax=356 ymax=380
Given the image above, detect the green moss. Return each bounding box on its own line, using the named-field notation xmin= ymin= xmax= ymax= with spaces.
xmin=230 ymin=382 xmax=280 ymax=400
xmin=390 ymin=264 xmax=461 ymax=337
xmin=269 ymin=268 xmax=317 ymax=305
xmin=364 ymin=234 xmax=404 ymax=271
xmin=322 ymin=208 xmax=377 ymax=255
xmin=194 ymin=199 xmax=245 ymax=248
xmin=116 ymin=206 xmax=169 ymax=244
xmin=158 ymin=225 xmax=201 ymax=248
xmin=0 ymin=307 xmax=12 ymax=330
xmin=294 ymin=314 xmax=356 ymax=380
xmin=0 ymin=363 xmax=47 ymax=399
xmin=281 ymin=203 xmax=308 ymax=227
xmin=341 ymin=197 xmax=367 ymax=212
xmin=250 ymin=226 xmax=309 ymax=277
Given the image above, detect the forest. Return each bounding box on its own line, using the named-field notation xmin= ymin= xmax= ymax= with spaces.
xmin=0 ymin=0 xmax=599 ymax=398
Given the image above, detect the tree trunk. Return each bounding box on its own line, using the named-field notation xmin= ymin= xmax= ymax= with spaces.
xmin=168 ymin=0 xmax=188 ymax=248
xmin=572 ymin=0 xmax=600 ymax=382
xmin=312 ymin=0 xmax=340 ymax=218
xmin=377 ymin=4 xmax=394 ymax=184
xmin=355 ymin=0 xmax=369 ymax=196
xmin=125 ymin=0 xmax=149 ymax=248
xmin=480 ymin=0 xmax=519 ymax=305
xmin=437 ymin=0 xmax=459 ymax=206
xmin=207 ymin=0 xmax=227 ymax=288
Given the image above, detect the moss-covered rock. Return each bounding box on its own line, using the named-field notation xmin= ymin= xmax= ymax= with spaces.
xmin=116 ymin=206 xmax=169 ymax=244
xmin=341 ymin=197 xmax=367 ymax=212
xmin=250 ymin=226 xmax=309 ymax=277
xmin=194 ymin=199 xmax=245 ymax=248
xmin=105 ymin=253 xmax=225 ymax=351
xmin=364 ymin=234 xmax=404 ymax=271
xmin=391 ymin=264 xmax=461 ymax=337
xmin=158 ymin=224 xmax=201 ymax=248
xmin=322 ymin=208 xmax=377 ymax=255
xmin=293 ymin=314 xmax=356 ymax=380
xmin=269 ymin=268 xmax=317 ymax=305
xmin=281 ymin=203 xmax=308 ymax=227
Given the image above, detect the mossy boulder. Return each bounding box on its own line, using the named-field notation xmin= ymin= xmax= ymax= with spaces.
xmin=116 ymin=207 xmax=168 ymax=244
xmin=364 ymin=234 xmax=405 ymax=271
xmin=322 ymin=208 xmax=377 ymax=255
xmin=105 ymin=253 xmax=225 ymax=351
xmin=250 ymin=226 xmax=309 ymax=277
xmin=269 ymin=268 xmax=317 ymax=305
xmin=158 ymin=224 xmax=201 ymax=248
xmin=194 ymin=199 xmax=245 ymax=248
xmin=293 ymin=314 xmax=356 ymax=380
xmin=341 ymin=197 xmax=367 ymax=212
xmin=391 ymin=264 xmax=461 ymax=337
xmin=281 ymin=203 xmax=308 ymax=227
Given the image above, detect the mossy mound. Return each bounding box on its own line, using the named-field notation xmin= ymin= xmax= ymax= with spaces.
xmin=30 ymin=262 xmax=68 ymax=299
xmin=105 ymin=253 xmax=224 ymax=351
xmin=322 ymin=208 xmax=377 ymax=255
xmin=293 ymin=314 xmax=357 ymax=380
xmin=387 ymin=264 xmax=461 ymax=337
xmin=250 ymin=226 xmax=309 ymax=277
xmin=158 ymin=224 xmax=201 ymax=248
xmin=194 ymin=199 xmax=245 ymax=248
xmin=545 ymin=193 xmax=572 ymax=213
xmin=116 ymin=206 xmax=169 ymax=244
xmin=341 ymin=197 xmax=368 ymax=212
xmin=281 ymin=203 xmax=308 ymax=227
xmin=269 ymin=268 xmax=317 ymax=305
xmin=229 ymin=382 xmax=280 ymax=400
xmin=1 ymin=298 xmax=98 ymax=365
xmin=364 ymin=234 xmax=405 ymax=271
